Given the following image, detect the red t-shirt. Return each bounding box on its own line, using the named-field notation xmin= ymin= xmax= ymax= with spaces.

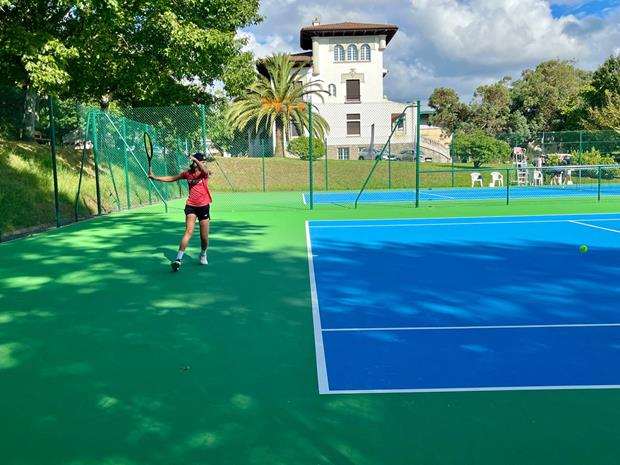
xmin=181 ymin=170 xmax=212 ymax=207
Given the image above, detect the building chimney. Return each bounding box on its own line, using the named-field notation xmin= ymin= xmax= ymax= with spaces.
xmin=312 ymin=17 xmax=320 ymax=26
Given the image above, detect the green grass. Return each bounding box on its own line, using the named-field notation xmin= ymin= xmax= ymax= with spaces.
xmin=1 ymin=193 xmax=620 ymax=465
xmin=0 ymin=139 xmax=99 ymax=235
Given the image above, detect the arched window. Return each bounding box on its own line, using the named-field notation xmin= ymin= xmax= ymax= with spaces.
xmin=328 ymin=84 xmax=336 ymax=97
xmin=347 ymin=44 xmax=358 ymax=62
xmin=334 ymin=45 xmax=345 ymax=62
xmin=360 ymin=44 xmax=371 ymax=61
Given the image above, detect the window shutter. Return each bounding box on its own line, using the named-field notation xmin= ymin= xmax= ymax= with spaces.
xmin=346 ymin=80 xmax=360 ymax=101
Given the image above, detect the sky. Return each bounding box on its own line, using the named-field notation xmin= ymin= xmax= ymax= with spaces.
xmin=241 ymin=0 xmax=620 ymax=105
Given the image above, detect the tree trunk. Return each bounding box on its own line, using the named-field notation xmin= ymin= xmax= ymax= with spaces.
xmin=22 ymin=86 xmax=38 ymax=140
xmin=100 ymin=93 xmax=112 ymax=110
xmin=274 ymin=120 xmax=285 ymax=157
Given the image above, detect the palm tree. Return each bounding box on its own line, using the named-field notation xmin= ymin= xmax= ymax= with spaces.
xmin=226 ymin=53 xmax=330 ymax=157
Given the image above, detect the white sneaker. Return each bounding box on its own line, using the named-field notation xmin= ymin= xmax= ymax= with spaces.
xmin=199 ymin=254 xmax=208 ymax=265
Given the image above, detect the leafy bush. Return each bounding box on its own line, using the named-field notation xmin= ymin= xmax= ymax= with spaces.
xmin=452 ymin=131 xmax=511 ymax=168
xmin=287 ymin=136 xmax=325 ymax=160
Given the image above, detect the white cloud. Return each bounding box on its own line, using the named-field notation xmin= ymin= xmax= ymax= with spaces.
xmin=242 ymin=0 xmax=620 ymax=104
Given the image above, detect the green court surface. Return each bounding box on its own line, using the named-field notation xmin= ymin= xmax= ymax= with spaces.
xmin=2 ymin=192 xmax=620 ymax=465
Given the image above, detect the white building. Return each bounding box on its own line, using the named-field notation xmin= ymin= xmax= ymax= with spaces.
xmin=259 ymin=20 xmax=450 ymax=161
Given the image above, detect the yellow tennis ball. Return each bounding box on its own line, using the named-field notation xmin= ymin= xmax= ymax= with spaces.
xmin=580 ymin=245 xmax=588 ymax=253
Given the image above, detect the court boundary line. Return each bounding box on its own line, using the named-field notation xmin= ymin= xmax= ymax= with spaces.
xmin=322 ymin=322 xmax=620 ymax=332
xmin=305 ymin=221 xmax=330 ymax=394
xmin=307 ymin=211 xmax=620 ymax=225
xmin=324 ymin=384 xmax=620 ymax=395
xmin=570 ymin=220 xmax=620 ymax=234
xmin=309 ymin=217 xmax=620 ymax=229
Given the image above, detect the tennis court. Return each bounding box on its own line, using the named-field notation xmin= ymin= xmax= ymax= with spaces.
xmin=3 ymin=196 xmax=620 ymax=465
xmin=307 ymin=214 xmax=620 ymax=394
xmin=303 ymin=183 xmax=620 ymax=204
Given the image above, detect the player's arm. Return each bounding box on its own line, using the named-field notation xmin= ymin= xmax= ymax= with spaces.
xmin=149 ymin=171 xmax=184 ymax=182
xmin=190 ymin=155 xmax=210 ymax=177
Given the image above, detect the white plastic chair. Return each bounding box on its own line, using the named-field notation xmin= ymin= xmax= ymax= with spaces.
xmin=490 ymin=171 xmax=504 ymax=187
xmin=471 ymin=172 xmax=483 ymax=187
xmin=532 ymin=170 xmax=543 ymax=186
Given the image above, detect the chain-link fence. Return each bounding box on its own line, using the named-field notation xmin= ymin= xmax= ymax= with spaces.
xmin=499 ymin=130 xmax=620 ymax=162
xmin=0 ymin=87 xmax=92 ymax=240
xmin=5 ymin=86 xmax=619 ymax=239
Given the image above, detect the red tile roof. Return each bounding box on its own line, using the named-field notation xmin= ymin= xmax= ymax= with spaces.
xmin=300 ymin=22 xmax=398 ymax=49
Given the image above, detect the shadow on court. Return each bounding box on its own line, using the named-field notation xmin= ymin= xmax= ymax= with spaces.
xmin=1 ymin=212 xmax=620 ymax=465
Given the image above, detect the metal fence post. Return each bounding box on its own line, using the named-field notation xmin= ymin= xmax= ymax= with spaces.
xmin=122 ymin=117 xmax=131 ymax=209
xmin=48 ymin=96 xmax=61 ymax=227
xmin=75 ymin=110 xmax=92 ymax=222
xmin=325 ymin=138 xmax=328 ymax=191
xmin=261 ymin=139 xmax=266 ymax=192
xmin=506 ymin=169 xmax=510 ymax=205
xmin=309 ymin=104 xmax=314 ymax=209
xmin=450 ymin=138 xmax=455 ymax=188
xmin=415 ymin=101 xmax=421 ymax=208
xmin=388 ymin=139 xmax=392 ymax=189
xmin=93 ymin=111 xmax=102 ymax=215
xmin=200 ymin=104 xmax=208 ymax=155
xmin=145 ymin=124 xmax=152 ymax=205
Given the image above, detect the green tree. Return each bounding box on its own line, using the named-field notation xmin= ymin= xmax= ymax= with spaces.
xmin=469 ymin=78 xmax=512 ymax=136
xmin=586 ymin=53 xmax=620 ymax=108
xmin=226 ymin=54 xmax=329 ymax=157
xmin=205 ymin=98 xmax=242 ymax=156
xmin=287 ymin=136 xmax=325 ymax=160
xmin=452 ymin=131 xmax=511 ymax=168
xmin=511 ymin=59 xmax=590 ymax=131
xmin=428 ymin=87 xmax=469 ymax=135
xmin=585 ymin=90 xmax=620 ymax=130
xmin=0 ymin=0 xmax=261 ymax=107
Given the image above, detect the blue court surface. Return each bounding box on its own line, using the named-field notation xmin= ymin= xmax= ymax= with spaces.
xmin=303 ymin=183 xmax=620 ymax=204
xmin=305 ymin=213 xmax=620 ymax=394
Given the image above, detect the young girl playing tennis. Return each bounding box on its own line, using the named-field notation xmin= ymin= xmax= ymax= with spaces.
xmin=148 ymin=153 xmax=212 ymax=271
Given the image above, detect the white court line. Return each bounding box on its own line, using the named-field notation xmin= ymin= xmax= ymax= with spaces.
xmin=305 ymin=221 xmax=330 ymax=394
xmin=322 ymin=322 xmax=620 ymax=332
xmin=309 ymin=218 xmax=620 ymax=229
xmin=301 ymin=192 xmax=307 ymax=205
xmin=421 ymin=192 xmax=456 ymax=200
xmin=307 ymin=211 xmax=620 ymax=225
xmin=570 ymin=220 xmax=620 ymax=234
xmin=324 ymin=384 xmax=620 ymax=395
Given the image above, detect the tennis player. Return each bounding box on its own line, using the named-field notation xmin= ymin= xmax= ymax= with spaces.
xmin=148 ymin=153 xmax=212 ymax=271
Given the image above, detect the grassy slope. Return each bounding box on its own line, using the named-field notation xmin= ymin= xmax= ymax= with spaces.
xmin=0 ymin=140 xmax=100 ymax=235
xmin=1 ymin=195 xmax=620 ymax=465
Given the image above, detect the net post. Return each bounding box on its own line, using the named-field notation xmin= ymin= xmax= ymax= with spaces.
xmin=93 ymin=111 xmax=103 ymax=215
xmin=309 ymin=104 xmax=314 ymax=210
xmin=598 ymin=165 xmax=602 ymax=201
xmin=415 ymin=101 xmax=421 ymax=208
xmin=48 ymin=96 xmax=61 ymax=227
xmin=122 ymin=117 xmax=131 ymax=209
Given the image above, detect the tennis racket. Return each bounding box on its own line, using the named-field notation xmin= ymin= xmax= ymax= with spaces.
xmin=143 ymin=132 xmax=153 ymax=171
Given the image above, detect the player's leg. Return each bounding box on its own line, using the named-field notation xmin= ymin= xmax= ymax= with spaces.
xmin=172 ymin=211 xmax=196 ymax=271
xmin=199 ymin=218 xmax=210 ymax=265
